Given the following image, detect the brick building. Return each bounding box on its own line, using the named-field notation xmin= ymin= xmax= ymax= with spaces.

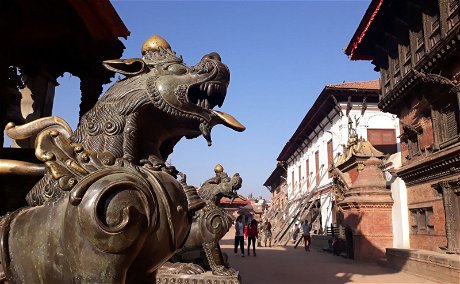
xmin=346 ymin=0 xmax=460 ymax=282
xmin=263 ymin=164 xmax=287 ymax=213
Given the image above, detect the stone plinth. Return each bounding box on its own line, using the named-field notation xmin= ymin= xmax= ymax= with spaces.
xmin=386 ymin=248 xmax=460 ymax=283
xmin=338 ymin=157 xmax=394 ymax=261
xmin=155 ymin=271 xmax=241 ymax=284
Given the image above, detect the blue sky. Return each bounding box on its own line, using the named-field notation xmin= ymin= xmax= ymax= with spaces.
xmin=51 ymin=1 xmax=377 ymax=199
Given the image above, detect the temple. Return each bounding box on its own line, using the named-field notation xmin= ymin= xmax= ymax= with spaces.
xmin=346 ymin=0 xmax=460 ymax=282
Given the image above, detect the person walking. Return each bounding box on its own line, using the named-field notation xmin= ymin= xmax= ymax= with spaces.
xmin=292 ymin=224 xmax=300 ymax=244
xmin=247 ymin=219 xmax=259 ymax=256
xmin=234 ymin=216 xmax=245 ymax=257
xmin=263 ymin=220 xmax=272 ymax=247
xmin=302 ymin=220 xmax=311 ymax=251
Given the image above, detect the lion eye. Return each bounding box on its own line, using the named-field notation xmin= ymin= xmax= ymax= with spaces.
xmin=167 ymin=64 xmax=187 ymax=75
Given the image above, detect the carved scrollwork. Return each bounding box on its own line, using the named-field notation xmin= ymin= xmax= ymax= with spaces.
xmin=77 ymin=171 xmax=158 ymax=253
xmin=201 ymin=206 xmax=231 ymax=236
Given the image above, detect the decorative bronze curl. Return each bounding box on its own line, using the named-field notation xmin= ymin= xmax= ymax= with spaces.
xmin=202 ymin=209 xmax=231 ymax=236
xmin=77 ymin=171 xmax=158 ymax=253
xmin=5 ymin=116 xmax=72 ymax=140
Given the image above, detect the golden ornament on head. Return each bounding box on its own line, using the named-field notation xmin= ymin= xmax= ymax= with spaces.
xmin=141 ymin=35 xmax=171 ymax=55
xmin=214 ymin=164 xmax=224 ymax=173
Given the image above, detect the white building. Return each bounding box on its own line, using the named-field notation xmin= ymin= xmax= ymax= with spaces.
xmin=276 ymin=80 xmax=401 ymax=234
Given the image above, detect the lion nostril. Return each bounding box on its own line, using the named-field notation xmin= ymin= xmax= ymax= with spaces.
xmin=203 ymin=52 xmax=221 ymax=62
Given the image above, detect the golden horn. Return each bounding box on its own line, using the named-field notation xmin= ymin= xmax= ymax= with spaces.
xmin=0 ymin=159 xmax=45 ymax=176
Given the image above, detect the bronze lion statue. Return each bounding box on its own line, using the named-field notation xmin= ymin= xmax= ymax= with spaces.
xmin=0 ymin=35 xmax=244 ymax=284
xmin=165 ymin=165 xmax=242 ymax=276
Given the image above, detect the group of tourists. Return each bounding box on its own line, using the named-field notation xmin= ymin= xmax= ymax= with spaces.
xmin=233 ymin=216 xmax=272 ymax=257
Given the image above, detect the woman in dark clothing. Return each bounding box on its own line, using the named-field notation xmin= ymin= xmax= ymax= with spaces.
xmin=247 ymin=219 xmax=259 ymax=256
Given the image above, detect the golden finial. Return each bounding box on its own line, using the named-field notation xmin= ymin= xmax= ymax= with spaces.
xmin=141 ymin=35 xmax=171 ymax=55
xmin=214 ymin=164 xmax=224 ymax=173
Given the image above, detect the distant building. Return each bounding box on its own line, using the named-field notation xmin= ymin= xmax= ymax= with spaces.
xmin=263 ymin=164 xmax=287 ymax=217
xmin=273 ymin=80 xmax=400 ymax=234
xmin=219 ymin=195 xmax=251 ymax=221
xmin=346 ymin=0 xmax=460 ymax=282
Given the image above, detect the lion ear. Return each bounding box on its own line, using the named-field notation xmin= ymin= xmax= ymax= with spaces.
xmin=102 ymin=59 xmax=146 ymax=76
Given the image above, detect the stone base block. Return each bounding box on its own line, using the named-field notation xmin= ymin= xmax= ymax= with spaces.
xmin=386 ymin=248 xmax=460 ymax=283
xmin=156 ymin=271 xmax=241 ymax=284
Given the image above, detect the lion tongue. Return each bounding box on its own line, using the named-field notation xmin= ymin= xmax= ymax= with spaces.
xmin=211 ymin=110 xmax=246 ymax=132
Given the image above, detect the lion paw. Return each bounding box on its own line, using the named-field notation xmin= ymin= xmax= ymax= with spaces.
xmin=212 ymin=266 xmax=237 ymax=276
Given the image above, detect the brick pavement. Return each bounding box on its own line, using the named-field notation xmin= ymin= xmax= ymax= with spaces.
xmin=220 ymin=228 xmax=440 ymax=284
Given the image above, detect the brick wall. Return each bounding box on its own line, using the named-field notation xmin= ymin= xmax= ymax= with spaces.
xmin=406 ymin=183 xmax=447 ymax=251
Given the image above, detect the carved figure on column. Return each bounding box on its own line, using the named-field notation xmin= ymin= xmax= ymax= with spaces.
xmin=0 ymin=35 xmax=245 ymax=283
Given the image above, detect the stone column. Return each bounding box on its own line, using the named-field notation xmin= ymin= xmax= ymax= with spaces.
xmin=433 ymin=180 xmax=460 ymax=254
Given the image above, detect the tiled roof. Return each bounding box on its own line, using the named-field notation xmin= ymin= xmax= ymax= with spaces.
xmin=326 ymin=79 xmax=380 ymax=90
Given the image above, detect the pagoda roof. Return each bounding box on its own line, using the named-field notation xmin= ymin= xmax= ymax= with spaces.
xmin=345 ymin=0 xmax=384 ymax=60
xmin=1 ymin=0 xmax=130 ymax=77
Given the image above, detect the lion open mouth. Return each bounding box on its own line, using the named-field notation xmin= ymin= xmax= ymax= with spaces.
xmin=188 ymin=80 xmax=245 ymax=137
xmin=188 ymin=81 xmax=226 ymax=110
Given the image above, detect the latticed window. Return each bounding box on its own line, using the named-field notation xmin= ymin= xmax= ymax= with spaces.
xmin=440 ymin=102 xmax=459 ymax=141
xmin=415 ymin=25 xmax=425 ymax=62
xmin=393 ymin=57 xmax=401 ymax=83
xmin=424 ymin=0 xmax=441 ymax=48
xmin=402 ymin=44 xmax=412 ymax=75
xmin=448 ymin=0 xmax=460 ymax=30
xmin=432 ymin=95 xmax=460 ymax=147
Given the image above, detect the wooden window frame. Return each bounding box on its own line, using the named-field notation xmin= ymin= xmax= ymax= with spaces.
xmin=367 ymin=128 xmax=398 ymax=154
xmin=315 ymin=150 xmax=320 ymax=186
xmin=327 ymin=139 xmax=333 ymax=178
xmin=431 ymin=95 xmax=460 ymax=149
xmin=306 ymin=159 xmax=310 ymax=190
xmin=410 ymin=207 xmax=434 ymax=234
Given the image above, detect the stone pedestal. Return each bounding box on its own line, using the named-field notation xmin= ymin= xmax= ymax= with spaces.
xmin=155 ymin=271 xmax=241 ymax=284
xmin=338 ymin=157 xmax=394 ymax=261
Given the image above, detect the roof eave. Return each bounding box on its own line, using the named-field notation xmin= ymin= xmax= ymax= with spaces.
xmin=345 ymin=0 xmax=385 ymax=60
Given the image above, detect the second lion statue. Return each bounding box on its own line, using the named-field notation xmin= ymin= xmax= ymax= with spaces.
xmin=165 ymin=165 xmax=242 ymax=276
